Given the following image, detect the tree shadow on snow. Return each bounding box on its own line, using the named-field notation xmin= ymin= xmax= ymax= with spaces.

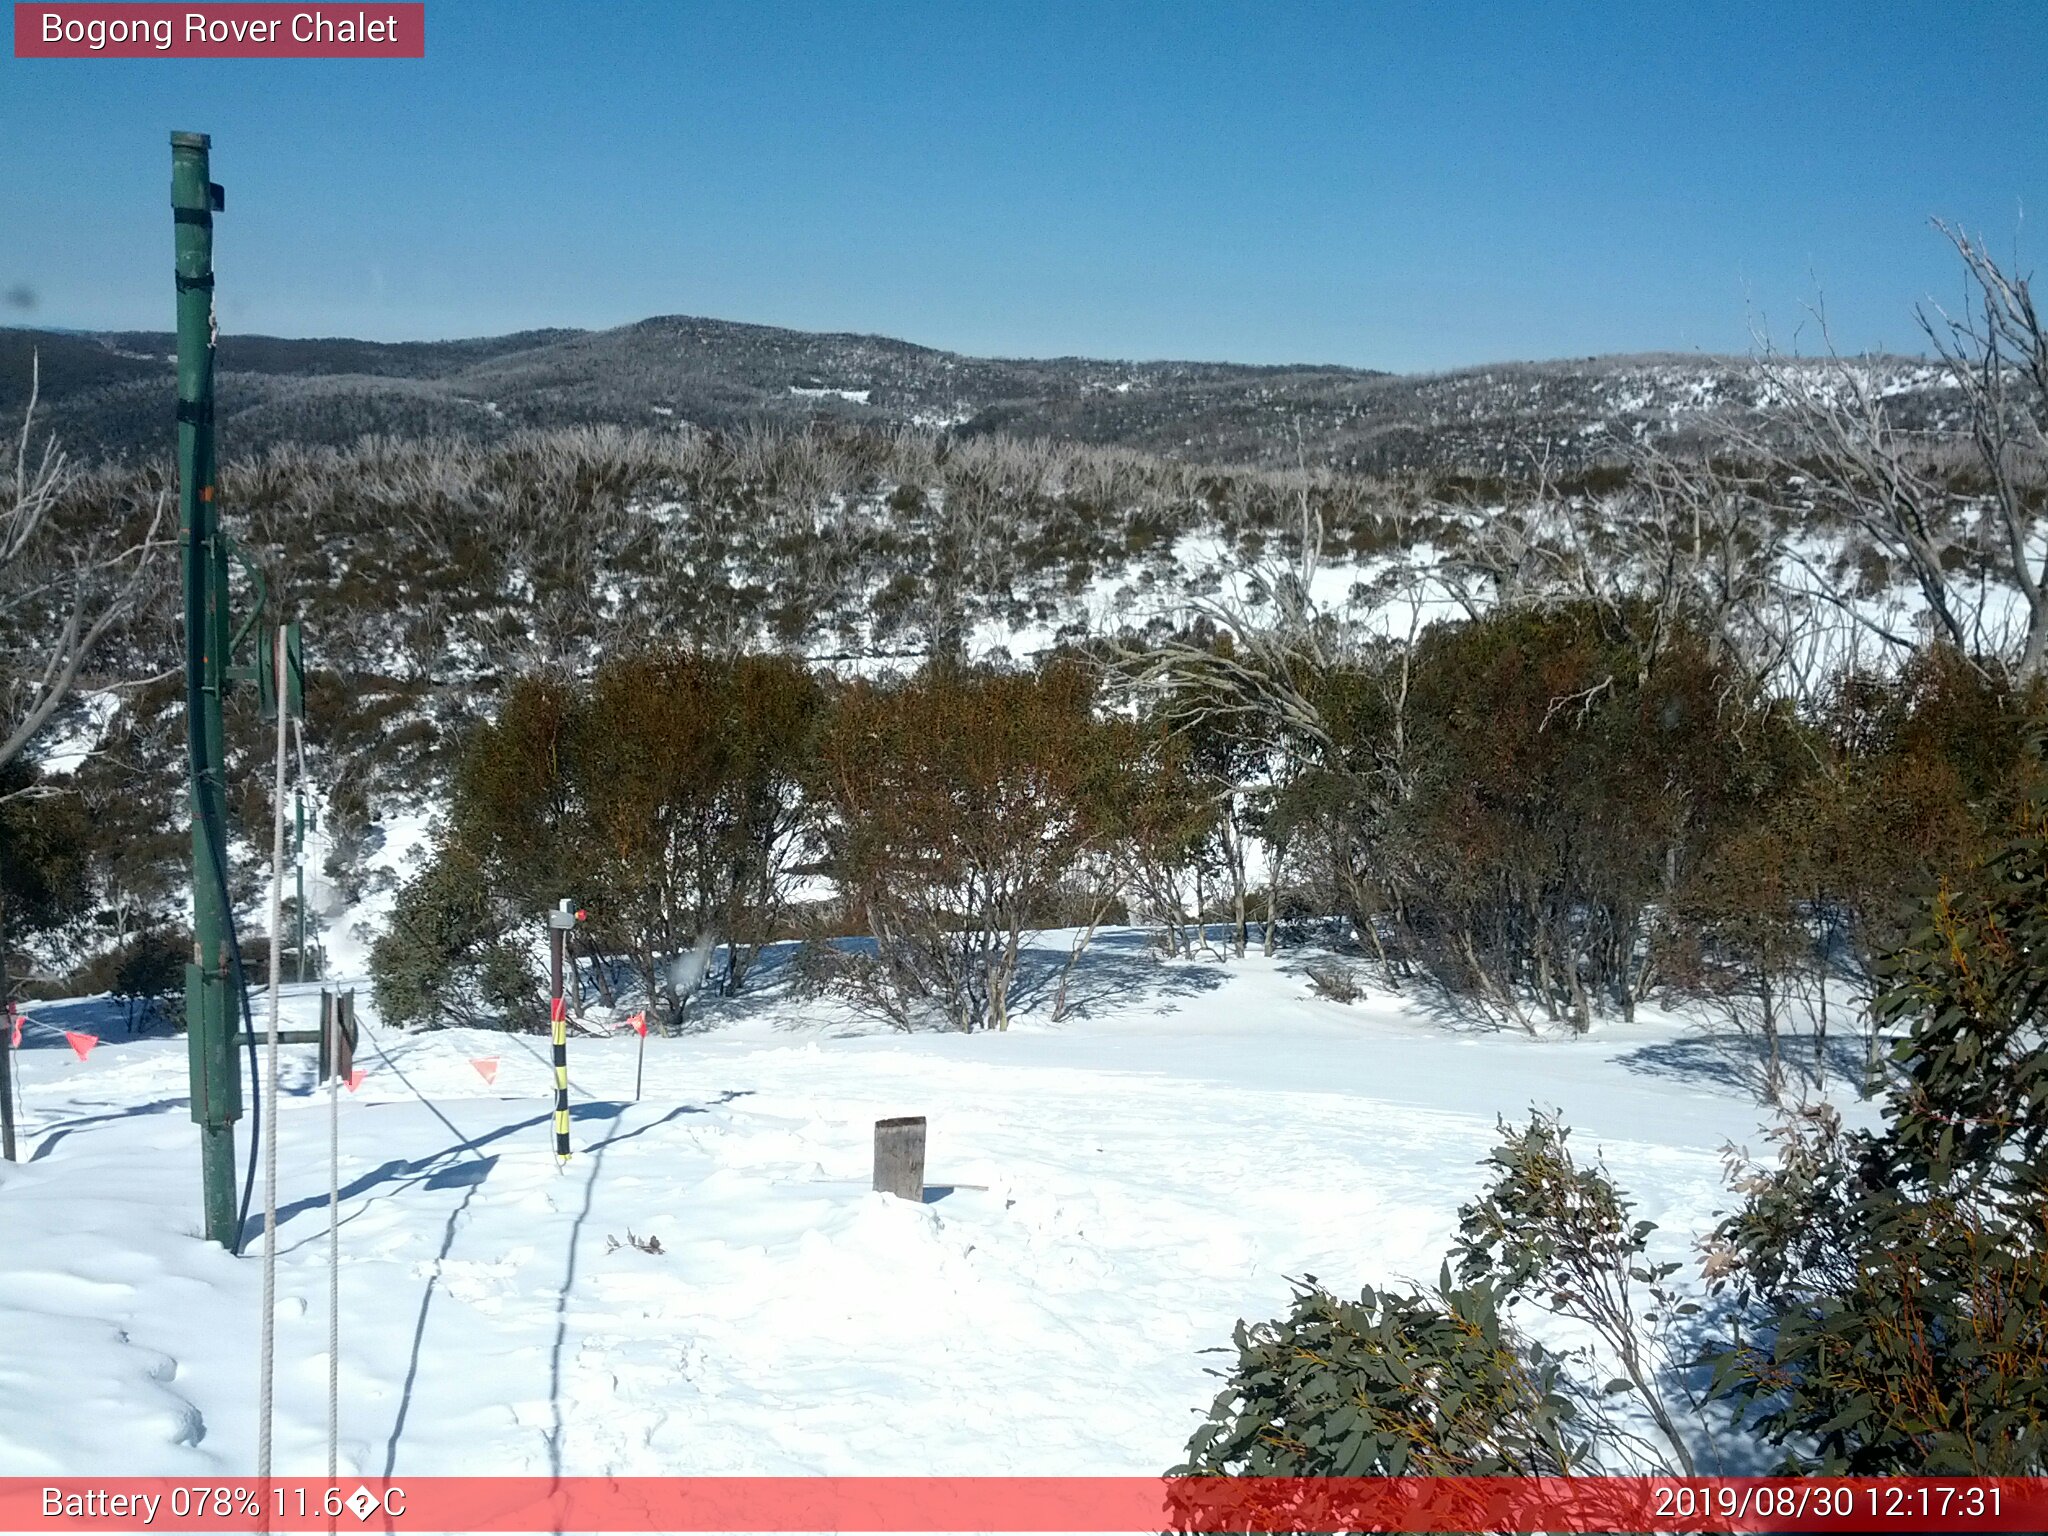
xmin=577 ymin=939 xmax=811 ymax=1036
xmin=382 ymin=1156 xmax=489 ymax=1479
xmin=271 ymin=1095 xmax=741 ymax=1235
xmin=1397 ymin=987 xmax=1560 ymax=1037
xmin=718 ymin=930 xmax=1234 ymax=1033
xmin=1005 ymin=939 xmax=1229 ymax=1020
xmin=1616 ymin=1032 xmax=1876 ymax=1101
xmin=1265 ymin=951 xmax=1516 ymax=1036
xmin=26 ymin=1095 xmax=187 ymax=1161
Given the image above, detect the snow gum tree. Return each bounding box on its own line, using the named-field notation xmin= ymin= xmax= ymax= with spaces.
xmin=572 ymin=651 xmax=821 ymax=1014
xmin=1743 ymin=230 xmax=2048 ymax=684
xmin=813 ymin=661 xmax=1126 ymax=1031
xmin=376 ymin=650 xmax=821 ymax=1029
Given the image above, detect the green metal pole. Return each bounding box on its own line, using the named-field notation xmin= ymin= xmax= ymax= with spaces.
xmin=174 ymin=131 xmax=242 ymax=1248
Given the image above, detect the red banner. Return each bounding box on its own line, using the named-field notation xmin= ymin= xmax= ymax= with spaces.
xmin=14 ymin=4 xmax=424 ymax=58
xmin=1 ymin=1477 xmax=2044 ymax=1532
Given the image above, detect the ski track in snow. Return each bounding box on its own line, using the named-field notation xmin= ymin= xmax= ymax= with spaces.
xmin=0 ymin=941 xmax=1856 ymax=1477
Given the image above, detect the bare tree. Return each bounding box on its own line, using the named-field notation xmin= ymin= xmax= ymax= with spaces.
xmin=1438 ymin=438 xmax=1799 ymax=700
xmin=1736 ymin=228 xmax=2048 ymax=682
xmin=0 ymin=358 xmax=168 ymax=780
xmin=1113 ymin=469 xmax=1342 ymax=755
xmin=1922 ymin=224 xmax=2048 ymax=677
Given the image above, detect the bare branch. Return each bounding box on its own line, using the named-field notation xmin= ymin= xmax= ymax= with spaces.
xmin=0 ymin=361 xmax=170 ymax=775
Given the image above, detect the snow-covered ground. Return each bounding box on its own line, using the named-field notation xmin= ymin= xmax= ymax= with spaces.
xmin=0 ymin=933 xmax=1870 ymax=1479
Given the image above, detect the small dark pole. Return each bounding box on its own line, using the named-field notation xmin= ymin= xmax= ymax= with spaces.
xmin=546 ymin=900 xmax=582 ymax=1162
xmin=633 ymin=1024 xmax=646 ymax=1105
xmin=0 ymin=1004 xmax=17 ymax=1162
xmin=548 ymin=906 xmax=564 ymax=1009
xmin=872 ymin=1115 xmax=927 ymax=1202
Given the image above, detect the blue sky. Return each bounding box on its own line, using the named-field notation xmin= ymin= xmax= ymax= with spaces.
xmin=5 ymin=1 xmax=2045 ymax=370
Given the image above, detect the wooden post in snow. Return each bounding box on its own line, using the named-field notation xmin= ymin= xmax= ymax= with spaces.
xmin=872 ymin=1116 xmax=926 ymax=1202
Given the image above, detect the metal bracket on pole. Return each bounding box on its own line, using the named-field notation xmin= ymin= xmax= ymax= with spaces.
xmin=225 ymin=536 xmax=268 ymax=678
xmin=256 ymin=620 xmax=305 ymax=722
xmin=319 ymin=990 xmax=356 ymax=1085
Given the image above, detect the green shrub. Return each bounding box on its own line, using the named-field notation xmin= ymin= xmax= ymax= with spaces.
xmin=1706 ymin=799 xmax=2048 ymax=1473
xmin=0 ymin=765 xmax=93 ymax=992
xmin=1175 ymin=1272 xmax=1589 ymax=1477
xmin=1453 ymin=1111 xmax=1702 ymax=1473
xmin=1179 ymin=1108 xmax=1709 ymax=1484
xmin=369 ymin=847 xmax=536 ymax=1029
xmin=113 ymin=929 xmax=186 ymax=1028
xmin=63 ymin=928 xmax=186 ymax=1028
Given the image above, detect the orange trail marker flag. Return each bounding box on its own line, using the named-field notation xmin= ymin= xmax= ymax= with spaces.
xmin=64 ymin=1031 xmax=99 ymax=1061
xmin=471 ymin=1056 xmax=500 ymax=1086
xmin=346 ymin=1069 xmax=366 ymax=1093
xmin=7 ymin=1007 xmax=21 ymax=1049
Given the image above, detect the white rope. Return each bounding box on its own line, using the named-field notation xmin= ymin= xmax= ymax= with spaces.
xmin=291 ymin=711 xmax=338 ymax=1481
xmin=294 ymin=720 xmax=310 ymax=988
xmin=258 ymin=625 xmax=287 ymax=1483
xmin=327 ymin=994 xmax=339 ymax=1483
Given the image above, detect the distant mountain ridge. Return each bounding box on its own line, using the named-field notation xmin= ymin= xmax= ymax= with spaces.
xmin=0 ymin=316 xmax=1953 ymax=473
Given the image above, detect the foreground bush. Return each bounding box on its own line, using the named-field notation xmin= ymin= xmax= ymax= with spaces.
xmin=1706 ymin=799 xmax=2048 ymax=1473
xmin=1176 ymin=1273 xmax=1589 ymax=1476
xmin=1182 ymin=802 xmax=2048 ymax=1476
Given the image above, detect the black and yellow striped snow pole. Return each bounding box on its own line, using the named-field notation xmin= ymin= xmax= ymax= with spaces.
xmin=549 ymin=994 xmax=569 ymax=1159
xmin=546 ymin=900 xmax=584 ymax=1162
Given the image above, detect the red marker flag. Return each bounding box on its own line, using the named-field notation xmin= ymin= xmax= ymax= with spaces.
xmin=346 ymin=1068 xmax=366 ymax=1093
xmin=6 ymin=1006 xmax=20 ymax=1049
xmin=627 ymin=1011 xmax=648 ymax=1037
xmin=471 ymin=1056 xmax=500 ymax=1086
xmin=63 ymin=1030 xmax=98 ymax=1061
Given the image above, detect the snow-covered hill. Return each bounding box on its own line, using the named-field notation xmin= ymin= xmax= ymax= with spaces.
xmin=2 ymin=318 xmax=1956 ymax=473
